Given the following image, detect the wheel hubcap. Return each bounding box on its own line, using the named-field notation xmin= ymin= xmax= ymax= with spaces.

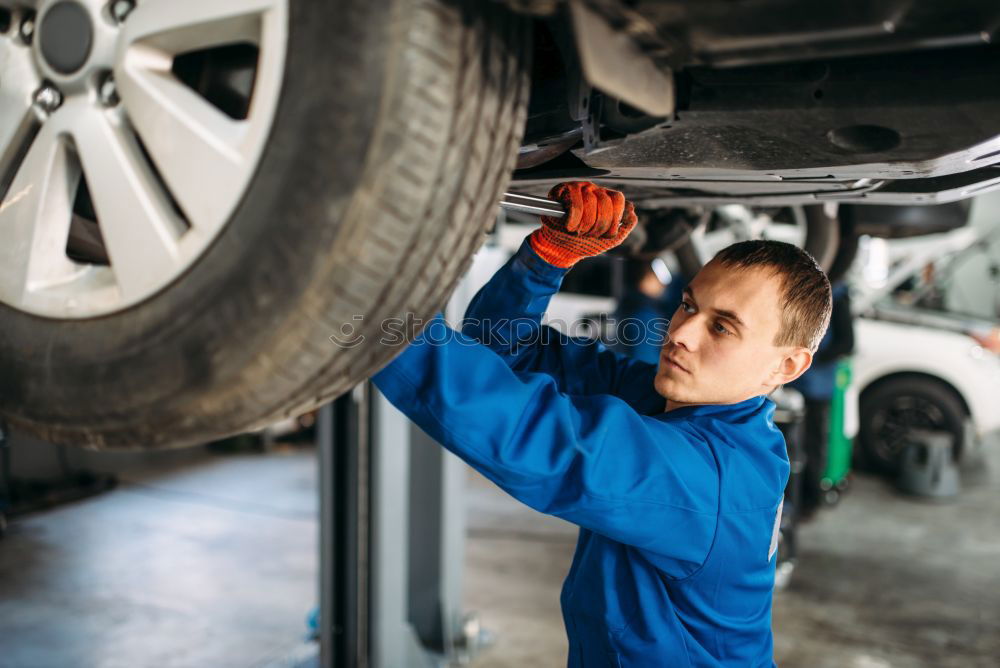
xmin=0 ymin=0 xmax=288 ymax=318
xmin=871 ymin=395 xmax=949 ymax=463
xmin=40 ymin=2 xmax=92 ymax=74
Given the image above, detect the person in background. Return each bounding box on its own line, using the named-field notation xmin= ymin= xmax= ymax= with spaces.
xmin=787 ymin=280 xmax=855 ymax=518
xmin=612 ymin=259 xmax=671 ymax=364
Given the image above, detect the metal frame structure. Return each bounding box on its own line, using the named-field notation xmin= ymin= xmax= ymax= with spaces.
xmin=316 ymin=384 xmax=472 ymax=667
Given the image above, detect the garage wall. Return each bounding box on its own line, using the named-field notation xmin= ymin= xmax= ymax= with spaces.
xmin=945 ymin=192 xmax=1000 ymax=319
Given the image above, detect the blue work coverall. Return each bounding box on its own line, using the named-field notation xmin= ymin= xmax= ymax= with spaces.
xmin=372 ymin=240 xmax=789 ymax=666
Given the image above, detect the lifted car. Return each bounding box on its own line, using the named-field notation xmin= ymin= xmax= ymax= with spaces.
xmin=1 ymin=0 xmax=998 ymax=448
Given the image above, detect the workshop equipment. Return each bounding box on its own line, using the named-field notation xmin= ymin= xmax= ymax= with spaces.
xmin=896 ymin=429 xmax=961 ymax=499
xmin=770 ymin=387 xmax=806 ymax=589
xmin=820 ymin=358 xmax=853 ymax=502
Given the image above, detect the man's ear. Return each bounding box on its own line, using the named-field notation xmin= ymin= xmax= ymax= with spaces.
xmin=768 ymin=347 xmax=813 ymax=387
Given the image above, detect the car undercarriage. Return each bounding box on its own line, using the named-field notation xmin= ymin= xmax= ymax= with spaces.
xmin=510 ymin=1 xmax=1000 ymax=206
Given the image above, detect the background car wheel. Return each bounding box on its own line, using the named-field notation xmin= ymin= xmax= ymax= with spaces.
xmin=857 ymin=376 xmax=967 ymax=475
xmin=673 ymin=204 xmax=844 ymax=278
xmin=0 ymin=0 xmax=531 ymax=449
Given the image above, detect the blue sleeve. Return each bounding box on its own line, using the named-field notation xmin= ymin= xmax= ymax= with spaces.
xmin=373 ymin=315 xmax=718 ymax=577
xmin=462 ymin=239 xmax=664 ymax=414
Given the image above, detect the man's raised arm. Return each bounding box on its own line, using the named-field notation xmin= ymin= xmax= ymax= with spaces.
xmin=373 ymin=314 xmax=717 ymax=579
xmin=462 ymin=182 xmax=662 ymax=411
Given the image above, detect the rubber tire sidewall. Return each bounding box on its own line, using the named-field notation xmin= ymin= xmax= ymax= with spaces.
xmin=857 ymin=377 xmax=966 ymax=475
xmin=0 ymin=0 xmax=531 ymax=448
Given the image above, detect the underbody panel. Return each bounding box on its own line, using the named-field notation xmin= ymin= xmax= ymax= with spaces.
xmin=513 ymin=4 xmax=1000 ymax=205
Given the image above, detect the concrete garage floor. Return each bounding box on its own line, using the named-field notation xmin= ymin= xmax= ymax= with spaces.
xmin=464 ymin=438 xmax=1000 ymax=668
xmin=0 ymin=447 xmax=318 ymax=668
xmin=1 ymin=436 xmax=996 ymax=667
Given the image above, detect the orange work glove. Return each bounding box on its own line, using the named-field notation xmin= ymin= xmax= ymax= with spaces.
xmin=528 ymin=181 xmax=638 ymax=268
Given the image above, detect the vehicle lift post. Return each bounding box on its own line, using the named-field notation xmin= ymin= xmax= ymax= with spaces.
xmin=316 ymin=382 xmax=473 ymax=667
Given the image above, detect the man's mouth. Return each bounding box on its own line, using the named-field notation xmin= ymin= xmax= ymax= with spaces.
xmin=662 ymin=351 xmax=690 ymax=374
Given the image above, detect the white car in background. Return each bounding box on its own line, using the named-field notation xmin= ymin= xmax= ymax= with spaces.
xmin=849 ymin=227 xmax=1000 ymax=473
xmin=850 ymin=316 xmax=1000 ymax=473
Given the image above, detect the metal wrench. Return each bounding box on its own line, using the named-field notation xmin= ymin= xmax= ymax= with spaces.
xmin=499 ymin=191 xmax=643 ymax=257
xmin=499 ymin=192 xmax=565 ymax=218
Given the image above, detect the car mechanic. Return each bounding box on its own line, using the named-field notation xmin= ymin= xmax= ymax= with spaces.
xmin=372 ymin=181 xmax=833 ymax=666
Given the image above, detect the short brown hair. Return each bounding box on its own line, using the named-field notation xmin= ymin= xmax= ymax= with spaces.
xmin=711 ymin=240 xmax=832 ymax=352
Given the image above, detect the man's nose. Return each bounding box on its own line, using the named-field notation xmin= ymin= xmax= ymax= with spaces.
xmin=667 ymin=313 xmax=699 ymax=351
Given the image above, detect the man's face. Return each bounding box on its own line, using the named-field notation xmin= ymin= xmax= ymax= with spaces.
xmin=654 ymin=260 xmax=808 ymax=410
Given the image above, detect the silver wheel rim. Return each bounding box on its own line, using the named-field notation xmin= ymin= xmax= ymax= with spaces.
xmin=0 ymin=0 xmax=287 ymax=318
xmin=689 ymin=205 xmax=808 ymax=262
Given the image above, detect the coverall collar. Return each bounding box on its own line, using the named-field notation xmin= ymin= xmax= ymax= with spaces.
xmin=659 ymin=394 xmax=767 ymax=420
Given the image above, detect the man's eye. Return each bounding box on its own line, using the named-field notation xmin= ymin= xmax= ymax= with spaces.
xmin=680 ymin=300 xmax=694 ymax=313
xmin=714 ymin=322 xmax=732 ymax=336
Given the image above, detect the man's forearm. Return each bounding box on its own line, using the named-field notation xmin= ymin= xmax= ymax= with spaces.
xmin=461 ymin=238 xmax=568 ymax=358
xmin=371 ymin=313 xmax=717 ymax=573
xmin=460 ymin=235 xmax=659 ymax=405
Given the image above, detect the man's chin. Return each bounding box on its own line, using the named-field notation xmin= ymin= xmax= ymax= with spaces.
xmin=655 ymin=376 xmax=757 ymax=408
xmin=654 ymin=374 xmax=688 ymax=402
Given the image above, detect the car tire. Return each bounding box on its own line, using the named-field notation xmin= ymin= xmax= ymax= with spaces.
xmin=801 ymin=205 xmax=841 ymax=273
xmin=0 ymin=0 xmax=531 ymax=449
xmin=825 ymin=217 xmax=860 ymax=284
xmin=857 ymin=376 xmax=966 ymax=475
